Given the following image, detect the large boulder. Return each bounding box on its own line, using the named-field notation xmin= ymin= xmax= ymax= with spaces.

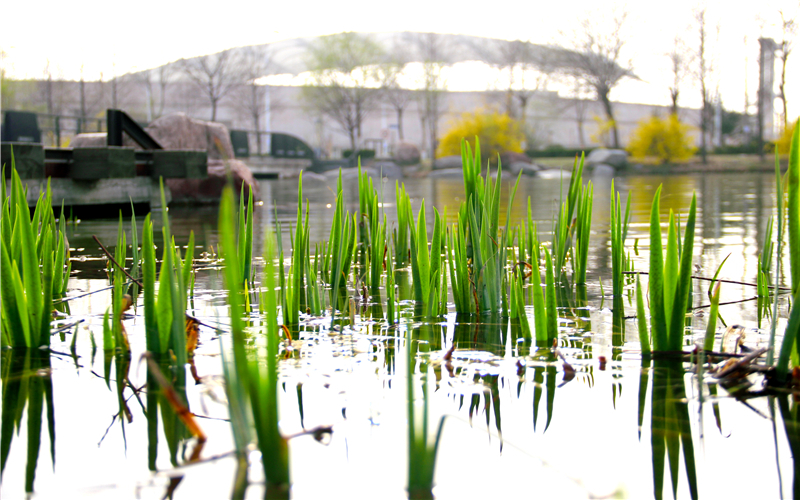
xmin=433 ymin=155 xmax=463 ymax=170
xmin=393 ymin=142 xmax=421 ymax=166
xmin=70 ymin=133 xmax=110 ymax=148
xmin=166 ymin=159 xmax=258 ymax=204
xmin=585 ymin=148 xmax=628 ymax=168
xmin=498 ymin=151 xmax=531 ymax=167
xmin=145 ymin=113 xmax=235 ymax=160
xmin=147 ymin=114 xmax=258 ymax=202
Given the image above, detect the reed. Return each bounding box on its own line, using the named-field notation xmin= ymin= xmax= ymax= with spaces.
xmin=325 ymin=171 xmax=357 ymax=324
xmin=141 ymin=181 xmax=189 ymax=377
xmin=282 ymin=172 xmax=309 ymax=327
xmin=219 ymin=185 xmax=291 ymax=495
xmin=572 ymin=180 xmax=593 ymax=285
xmin=610 ymin=180 xmax=632 ymax=298
xmin=361 ymin=168 xmax=387 ymax=296
xmin=447 ymin=221 xmax=474 ymax=315
xmin=509 ymin=243 xmax=532 ymax=339
xmin=238 ymin=185 xmax=254 ymax=287
xmin=458 ymin=139 xmax=521 ymax=314
xmin=776 ymin=121 xmax=800 ymax=377
xmin=406 ymin=326 xmax=446 ymax=499
xmin=641 ymin=185 xmax=697 ymax=352
xmin=395 ymin=182 xmax=411 ymax=268
xmin=386 ymin=242 xmax=397 ymax=325
xmin=0 ymin=164 xmax=68 ymax=348
xmin=357 ymin=161 xmax=377 ymax=276
xmin=408 ymin=201 xmax=445 ymax=314
xmin=768 ymin=148 xmax=786 ymax=367
xmin=552 ymin=154 xmax=585 ymax=283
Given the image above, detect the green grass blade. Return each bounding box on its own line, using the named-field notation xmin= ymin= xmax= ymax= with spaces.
xmin=649 ymin=186 xmax=667 ymax=352
xmin=636 ymin=275 xmax=650 ymax=356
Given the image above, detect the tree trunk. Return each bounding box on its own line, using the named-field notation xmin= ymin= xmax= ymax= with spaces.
xmin=252 ymin=85 xmax=262 ymax=155
xmin=397 ymin=107 xmax=404 ymax=141
xmin=780 ymin=55 xmax=789 ymax=130
xmin=600 ymin=92 xmax=619 ymax=148
xmin=348 ymin=127 xmax=357 ymax=154
xmin=79 ymin=78 xmax=86 ymax=134
xmin=670 ymin=90 xmax=679 ymax=115
xmin=701 ymin=97 xmax=709 ymax=164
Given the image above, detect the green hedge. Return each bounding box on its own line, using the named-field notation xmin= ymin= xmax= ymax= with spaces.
xmin=343 ymin=149 xmax=376 ymax=160
xmin=526 ymin=145 xmax=592 ymax=158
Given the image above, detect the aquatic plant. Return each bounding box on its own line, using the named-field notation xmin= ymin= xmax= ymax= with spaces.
xmin=238 ymin=185 xmax=254 ymax=287
xmin=0 ymin=351 xmax=56 ymax=493
xmin=649 ymin=360 xmax=698 ymax=499
xmin=572 ymin=180 xmax=593 ymax=285
xmin=394 ymin=182 xmax=411 ymax=268
xmin=447 ymin=221 xmax=474 ymax=315
xmin=638 ymin=185 xmax=697 ymax=352
xmin=408 ymin=200 xmax=446 ymax=315
xmin=0 ymin=164 xmax=69 ymax=348
xmin=776 ymin=122 xmax=800 ymax=378
xmin=407 ymin=325 xmax=446 ymax=499
xmin=458 ymin=138 xmax=521 ymax=314
xmin=219 ymin=185 xmax=290 ymax=496
xmin=141 ymin=181 xmax=190 ymax=378
xmin=324 ymin=171 xmax=357 ymax=324
xmin=610 ymin=180 xmax=632 ymax=299
xmin=282 ymin=172 xmax=309 ymax=328
xmin=356 ymin=164 xmax=387 ymax=297
xmin=386 ymin=241 xmax=397 ymax=325
xmin=552 ymin=154 xmax=585 ymax=283
xmin=768 ymin=149 xmax=786 ymax=367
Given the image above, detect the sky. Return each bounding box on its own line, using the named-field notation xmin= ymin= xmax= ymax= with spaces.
xmin=1 ymin=0 xmax=798 ymax=117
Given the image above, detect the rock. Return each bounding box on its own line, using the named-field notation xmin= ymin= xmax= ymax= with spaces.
xmin=591 ymin=164 xmax=616 ymax=177
xmin=585 ymin=148 xmax=628 ymax=168
xmin=428 ymin=168 xmax=464 ymax=178
xmin=364 ymin=160 xmax=404 ymax=179
xmin=508 ymin=162 xmax=541 ymax=176
xmin=69 ymin=133 xmax=109 ymax=148
xmin=393 ymin=142 xmax=421 ymax=165
xmin=146 ymin=114 xmax=257 ymax=202
xmin=433 ymin=155 xmax=463 ymax=170
xmin=166 ymin=159 xmax=258 ymax=204
xmin=498 ymin=151 xmax=531 ymax=168
xmin=145 ymin=113 xmax=235 ymax=160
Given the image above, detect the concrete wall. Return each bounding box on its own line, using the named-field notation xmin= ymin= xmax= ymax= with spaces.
xmin=5 ymin=78 xmax=701 ymax=154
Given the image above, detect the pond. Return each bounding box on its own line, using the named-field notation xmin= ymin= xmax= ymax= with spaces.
xmin=1 ymin=166 xmax=796 ymax=499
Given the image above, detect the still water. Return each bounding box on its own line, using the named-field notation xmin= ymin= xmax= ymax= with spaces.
xmin=1 ymin=169 xmax=794 ymax=499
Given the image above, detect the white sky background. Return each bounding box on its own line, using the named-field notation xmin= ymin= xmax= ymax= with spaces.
xmin=1 ymin=0 xmax=798 ymax=117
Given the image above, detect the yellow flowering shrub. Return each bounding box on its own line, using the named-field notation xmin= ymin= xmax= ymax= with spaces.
xmin=437 ymin=110 xmax=523 ymax=161
xmin=771 ymin=120 xmax=797 ymax=156
xmin=627 ymin=114 xmax=696 ymax=164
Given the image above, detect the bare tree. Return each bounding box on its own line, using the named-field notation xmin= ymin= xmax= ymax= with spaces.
xmin=493 ymin=40 xmax=551 ymax=124
xmin=667 ymin=36 xmax=689 ymax=115
xmin=559 ymin=12 xmax=634 ymax=148
xmin=139 ymin=65 xmax=176 ymax=121
xmin=379 ymin=48 xmax=412 ymax=141
xmin=412 ymin=33 xmax=449 ymax=162
xmin=694 ymin=8 xmax=713 ymax=164
xmin=302 ymin=32 xmax=386 ymax=152
xmin=230 ymin=46 xmax=273 ymax=154
xmin=178 ymin=49 xmax=242 ymax=121
xmin=778 ymin=11 xmax=796 ymax=129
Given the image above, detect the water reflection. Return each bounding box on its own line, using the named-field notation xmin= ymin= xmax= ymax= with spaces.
xmin=0 ymin=350 xmax=56 ymax=494
xmin=647 ymin=359 xmax=698 ymax=500
xmin=7 ymin=168 xmax=791 ymax=499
